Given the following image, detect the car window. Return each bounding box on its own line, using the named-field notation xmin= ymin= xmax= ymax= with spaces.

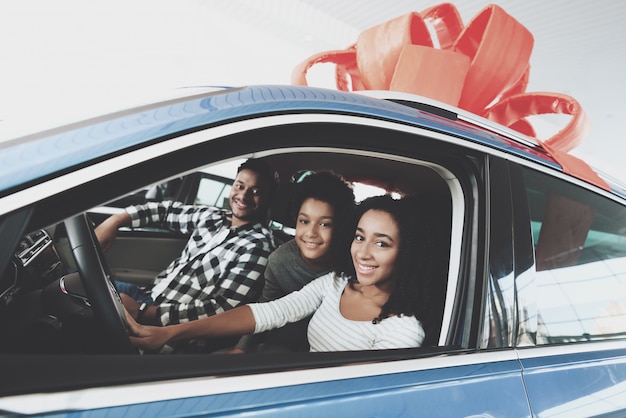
xmin=523 ymin=168 xmax=626 ymax=344
xmin=106 ymin=173 xmax=234 ymax=210
xmin=106 ymin=178 xmax=183 ymax=208
xmin=196 ymin=176 xmax=231 ymax=208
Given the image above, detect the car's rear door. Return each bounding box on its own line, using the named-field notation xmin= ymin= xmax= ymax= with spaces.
xmin=510 ymin=163 xmax=626 ymax=416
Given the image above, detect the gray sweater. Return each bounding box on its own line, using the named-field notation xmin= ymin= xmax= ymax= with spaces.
xmin=236 ymin=239 xmax=331 ymax=352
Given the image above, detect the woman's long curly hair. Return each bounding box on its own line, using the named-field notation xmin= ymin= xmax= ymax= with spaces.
xmin=335 ymin=194 xmax=450 ymax=331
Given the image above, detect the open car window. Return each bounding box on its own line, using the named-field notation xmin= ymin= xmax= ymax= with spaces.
xmin=0 ymin=117 xmax=482 ymax=411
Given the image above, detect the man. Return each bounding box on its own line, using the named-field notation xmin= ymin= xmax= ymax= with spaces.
xmin=96 ymin=159 xmax=278 ymax=348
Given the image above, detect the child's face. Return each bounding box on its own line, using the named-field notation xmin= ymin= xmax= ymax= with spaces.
xmin=295 ymin=198 xmax=335 ymax=269
xmin=350 ymin=209 xmax=400 ymax=289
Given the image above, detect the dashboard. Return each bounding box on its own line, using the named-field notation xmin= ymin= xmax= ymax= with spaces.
xmin=1 ymin=229 xmax=67 ymax=307
xmin=1 ymin=227 xmax=119 ymax=354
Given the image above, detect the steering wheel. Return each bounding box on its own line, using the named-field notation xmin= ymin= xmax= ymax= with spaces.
xmin=64 ymin=214 xmax=136 ymax=354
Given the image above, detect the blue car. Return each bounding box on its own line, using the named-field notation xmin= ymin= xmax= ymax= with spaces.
xmin=1 ymin=85 xmax=625 ymax=417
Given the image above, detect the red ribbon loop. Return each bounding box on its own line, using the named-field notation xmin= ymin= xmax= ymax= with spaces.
xmin=290 ymin=3 xmax=606 ymax=190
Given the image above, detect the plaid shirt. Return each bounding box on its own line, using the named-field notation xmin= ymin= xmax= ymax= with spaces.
xmin=127 ymin=201 xmax=273 ymax=326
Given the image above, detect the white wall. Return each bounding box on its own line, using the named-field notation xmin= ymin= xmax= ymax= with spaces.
xmin=1 ymin=0 xmax=625 ymax=181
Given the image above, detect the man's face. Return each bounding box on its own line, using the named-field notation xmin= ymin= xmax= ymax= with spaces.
xmin=228 ymin=168 xmax=268 ymax=226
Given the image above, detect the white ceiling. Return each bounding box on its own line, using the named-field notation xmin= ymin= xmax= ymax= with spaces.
xmin=1 ymin=0 xmax=625 ymax=179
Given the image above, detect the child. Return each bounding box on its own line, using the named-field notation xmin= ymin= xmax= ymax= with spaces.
xmin=234 ymin=170 xmax=355 ymax=352
xmin=126 ymin=195 xmax=428 ymax=352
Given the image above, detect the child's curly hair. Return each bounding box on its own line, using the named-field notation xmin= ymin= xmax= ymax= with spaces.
xmin=291 ymin=171 xmax=355 ymax=267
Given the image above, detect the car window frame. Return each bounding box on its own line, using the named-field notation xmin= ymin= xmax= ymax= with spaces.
xmin=1 ymin=117 xmax=496 ymax=409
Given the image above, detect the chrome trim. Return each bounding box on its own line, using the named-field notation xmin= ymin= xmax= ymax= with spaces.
xmin=59 ymin=276 xmax=68 ymax=295
xmin=16 ymin=232 xmax=52 ymax=267
xmin=516 ymin=339 xmax=626 ymax=359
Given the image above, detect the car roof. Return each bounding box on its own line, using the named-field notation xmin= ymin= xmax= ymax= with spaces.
xmin=1 ymin=85 xmax=623 ymax=199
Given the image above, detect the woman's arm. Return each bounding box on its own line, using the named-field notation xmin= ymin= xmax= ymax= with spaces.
xmin=127 ymin=274 xmax=333 ymax=351
xmin=126 ymin=305 xmax=256 ymax=351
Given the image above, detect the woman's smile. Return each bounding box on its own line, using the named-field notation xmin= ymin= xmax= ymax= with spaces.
xmin=351 ymin=209 xmax=400 ymax=287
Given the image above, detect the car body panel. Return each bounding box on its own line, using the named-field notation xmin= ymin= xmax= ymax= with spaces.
xmin=89 ymin=361 xmax=529 ymax=418
xmin=1 ymin=351 xmax=530 ymax=417
xmin=519 ymin=343 xmax=626 ymax=417
xmin=1 ymin=85 xmax=565 ymax=195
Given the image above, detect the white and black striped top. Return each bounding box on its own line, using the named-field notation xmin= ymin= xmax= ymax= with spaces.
xmin=250 ymin=273 xmax=425 ymax=352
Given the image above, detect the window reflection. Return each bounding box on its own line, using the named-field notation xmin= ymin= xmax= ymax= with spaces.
xmin=524 ymin=169 xmax=626 ymax=344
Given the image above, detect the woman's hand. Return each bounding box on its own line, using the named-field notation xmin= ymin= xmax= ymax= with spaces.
xmin=125 ymin=309 xmax=171 ymax=351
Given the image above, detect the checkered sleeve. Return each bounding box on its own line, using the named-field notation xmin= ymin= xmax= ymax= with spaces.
xmin=158 ymin=234 xmax=271 ymax=325
xmin=126 ymin=201 xmax=217 ymax=233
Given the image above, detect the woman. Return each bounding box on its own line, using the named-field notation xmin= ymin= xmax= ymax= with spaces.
xmin=126 ymin=195 xmax=427 ymax=352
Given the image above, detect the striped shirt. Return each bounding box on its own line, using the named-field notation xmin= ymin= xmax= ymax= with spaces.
xmin=127 ymin=201 xmax=273 ymax=326
xmin=250 ymin=273 xmax=425 ymax=352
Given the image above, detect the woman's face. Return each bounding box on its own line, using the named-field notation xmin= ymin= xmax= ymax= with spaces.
xmin=295 ymin=198 xmax=335 ymax=268
xmin=350 ymin=209 xmax=400 ymax=288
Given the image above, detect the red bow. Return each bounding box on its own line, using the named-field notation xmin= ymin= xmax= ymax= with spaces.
xmin=292 ymin=3 xmax=607 ymax=190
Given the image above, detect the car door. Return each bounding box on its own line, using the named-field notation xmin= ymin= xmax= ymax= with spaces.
xmin=509 ymin=163 xmax=626 ymax=417
xmin=0 ymin=117 xmax=538 ymax=416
